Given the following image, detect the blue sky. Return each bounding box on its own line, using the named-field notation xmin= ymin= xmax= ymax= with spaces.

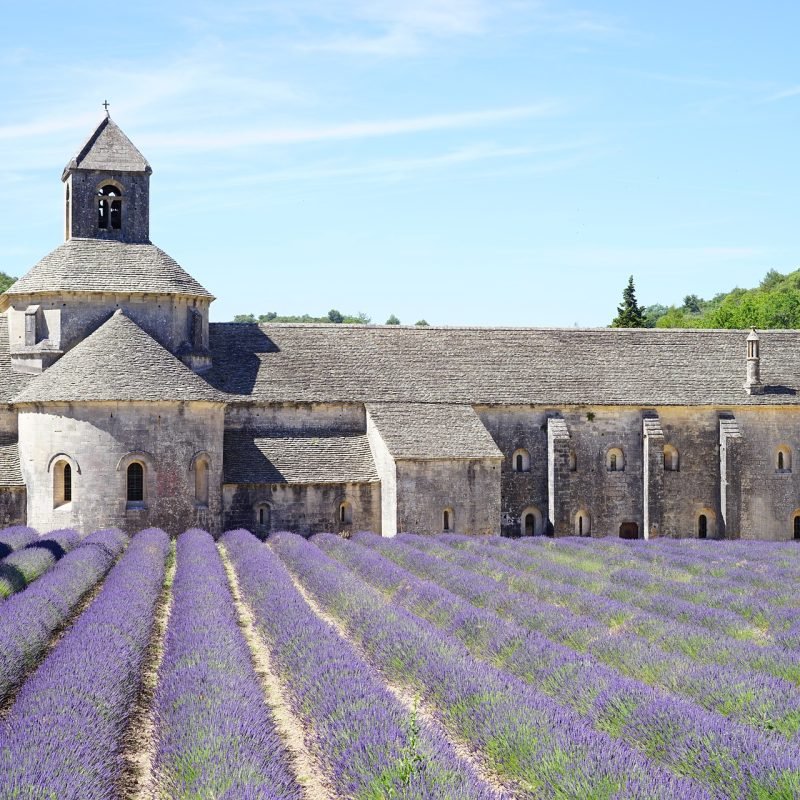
xmin=1 ymin=1 xmax=799 ymax=325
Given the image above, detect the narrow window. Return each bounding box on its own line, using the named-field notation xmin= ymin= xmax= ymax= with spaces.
xmin=698 ymin=514 xmax=707 ymax=539
xmin=606 ymin=448 xmax=624 ymax=472
xmin=512 ymin=448 xmax=530 ymax=473
xmin=339 ymin=501 xmax=353 ymax=525
xmin=776 ymin=446 xmax=792 ymax=472
xmin=53 ymin=460 xmax=73 ymax=508
xmin=794 ymin=515 xmax=800 ymax=540
xmin=63 ymin=463 xmax=72 ymax=502
xmin=778 ymin=451 xmax=785 ymax=470
xmin=194 ymin=457 xmax=209 ymax=506
xmin=127 ymin=462 xmax=144 ymax=503
xmin=255 ymin=504 xmax=271 ymax=532
xmin=575 ymin=511 xmax=591 ymax=537
xmin=443 ymin=508 xmax=453 ymax=531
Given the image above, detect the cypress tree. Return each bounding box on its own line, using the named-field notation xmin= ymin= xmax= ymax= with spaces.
xmin=612 ymin=275 xmax=645 ymax=327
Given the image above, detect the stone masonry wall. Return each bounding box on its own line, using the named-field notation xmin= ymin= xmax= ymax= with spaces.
xmin=17 ymin=401 xmax=224 ymax=536
xmin=395 ymin=458 xmax=501 ymax=536
xmin=223 ymin=481 xmax=380 ymax=536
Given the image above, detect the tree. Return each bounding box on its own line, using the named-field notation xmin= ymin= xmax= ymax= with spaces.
xmin=682 ymin=294 xmax=702 ymax=313
xmin=233 ymin=313 xmax=257 ymax=323
xmin=327 ymin=309 xmax=344 ymax=323
xmin=386 ymin=314 xmax=400 ymax=325
xmin=611 ymin=276 xmax=645 ymax=328
xmin=415 ymin=319 xmax=429 ymax=327
xmin=0 ymin=272 xmax=15 ymax=293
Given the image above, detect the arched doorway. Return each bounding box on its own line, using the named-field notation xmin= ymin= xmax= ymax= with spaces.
xmin=698 ymin=514 xmax=708 ymax=539
xmin=792 ymin=513 xmax=800 ymax=540
xmin=619 ymin=522 xmax=639 ymax=540
xmin=520 ymin=506 xmax=542 ymax=536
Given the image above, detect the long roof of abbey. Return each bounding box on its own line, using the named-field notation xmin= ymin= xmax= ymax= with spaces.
xmin=203 ymin=322 xmax=800 ymax=407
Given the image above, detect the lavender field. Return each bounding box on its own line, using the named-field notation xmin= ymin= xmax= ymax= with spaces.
xmin=0 ymin=526 xmax=798 ymax=799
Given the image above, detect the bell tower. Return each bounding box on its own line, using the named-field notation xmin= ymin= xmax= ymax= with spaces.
xmin=62 ymin=111 xmax=152 ymax=244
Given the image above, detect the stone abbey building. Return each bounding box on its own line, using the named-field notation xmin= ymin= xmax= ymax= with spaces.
xmin=1 ymin=115 xmax=799 ymax=541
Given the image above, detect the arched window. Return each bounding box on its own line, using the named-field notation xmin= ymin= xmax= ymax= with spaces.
xmin=793 ymin=513 xmax=800 ymax=541
xmin=53 ymin=460 xmax=72 ymax=508
xmin=98 ymin=184 xmax=122 ymax=230
xmin=254 ymin=503 xmax=271 ymax=533
xmin=520 ymin=506 xmax=542 ymax=536
xmin=127 ymin=462 xmax=144 ymax=504
xmin=568 ymin=450 xmax=577 ymax=472
xmin=443 ymin=507 xmax=454 ymax=532
xmin=606 ymin=448 xmax=624 ymax=472
xmin=194 ymin=456 xmax=209 ymax=507
xmin=339 ymin=500 xmax=353 ymax=525
xmin=574 ymin=511 xmax=591 ymax=537
xmin=663 ymin=445 xmax=679 ymax=471
xmin=776 ymin=446 xmax=792 ymax=473
xmin=696 ymin=510 xmax=716 ymax=539
xmin=512 ymin=448 xmax=531 ymax=473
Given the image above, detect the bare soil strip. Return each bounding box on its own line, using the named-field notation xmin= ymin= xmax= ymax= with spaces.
xmin=278 ymin=550 xmax=512 ymax=800
xmin=120 ymin=542 xmax=176 ymax=800
xmin=219 ymin=544 xmax=337 ymax=800
xmin=0 ymin=570 xmax=110 ymax=722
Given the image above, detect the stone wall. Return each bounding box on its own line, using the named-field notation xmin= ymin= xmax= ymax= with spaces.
xmin=395 ymin=458 xmax=501 ymax=536
xmin=366 ymin=410 xmax=397 ymax=536
xmin=223 ymin=481 xmax=380 ymax=536
xmin=7 ymin=293 xmax=210 ymax=365
xmin=226 ymin=402 xmax=365 ymax=433
xmin=17 ymin=401 xmax=224 ymax=536
xmin=66 ymin=169 xmax=150 ymax=243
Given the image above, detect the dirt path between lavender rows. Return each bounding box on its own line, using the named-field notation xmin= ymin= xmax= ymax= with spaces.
xmin=271 ymin=542 xmax=513 ymax=800
xmin=120 ymin=542 xmax=176 ymax=800
xmin=219 ymin=544 xmax=338 ymax=800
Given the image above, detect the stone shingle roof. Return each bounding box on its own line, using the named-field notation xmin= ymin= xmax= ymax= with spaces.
xmin=206 ymin=323 xmax=800 ymax=407
xmin=63 ymin=115 xmax=150 ymax=177
xmin=224 ymin=431 xmax=378 ymax=484
xmin=12 ymin=311 xmax=223 ymax=404
xmin=0 ymin=239 xmax=212 ymax=307
xmin=367 ymin=403 xmax=502 ymax=459
xmin=0 ymin=435 xmax=23 ymax=486
xmin=0 ymin=316 xmax=34 ymax=404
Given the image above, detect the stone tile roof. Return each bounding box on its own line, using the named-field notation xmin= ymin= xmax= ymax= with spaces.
xmin=12 ymin=311 xmax=224 ymax=404
xmin=0 ymin=239 xmax=212 ymax=307
xmin=63 ymin=116 xmax=150 ymax=176
xmin=0 ymin=316 xmax=34 ymax=404
xmin=367 ymin=403 xmax=502 ymax=459
xmin=206 ymin=323 xmax=800 ymax=407
xmin=224 ymin=431 xmax=379 ymax=484
xmin=0 ymin=435 xmax=23 ymax=486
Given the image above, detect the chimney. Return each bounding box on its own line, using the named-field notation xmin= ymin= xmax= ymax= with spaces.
xmin=744 ymin=328 xmax=763 ymax=395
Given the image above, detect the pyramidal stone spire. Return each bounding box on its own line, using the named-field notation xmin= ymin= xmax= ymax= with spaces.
xmin=62 ymin=115 xmax=152 ymax=244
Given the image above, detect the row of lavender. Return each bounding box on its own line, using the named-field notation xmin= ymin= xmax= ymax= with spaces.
xmin=0 ymin=526 xmax=84 ymax=599
xmin=2 ymin=525 xmax=797 ymax=798
xmin=0 ymin=527 xmax=503 ymax=798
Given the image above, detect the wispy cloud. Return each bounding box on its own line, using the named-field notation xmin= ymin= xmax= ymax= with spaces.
xmin=220 ymin=140 xmax=589 ymax=186
xmin=763 ymin=85 xmax=800 ymax=102
xmin=144 ymin=103 xmax=561 ymax=152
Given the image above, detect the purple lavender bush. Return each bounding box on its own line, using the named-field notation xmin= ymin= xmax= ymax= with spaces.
xmin=223 ymin=528 xmax=499 ymax=799
xmin=150 ymin=529 xmax=302 ymax=800
xmin=323 ymin=533 xmax=800 ymax=797
xmin=270 ymin=531 xmax=710 ymax=800
xmin=0 ymin=527 xmax=128 ymax=703
xmin=0 ymin=528 xmax=167 ymax=799
xmin=0 ymin=526 xmax=37 ymax=559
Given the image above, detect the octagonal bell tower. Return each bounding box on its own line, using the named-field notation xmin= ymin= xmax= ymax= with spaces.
xmin=63 ymin=112 xmax=152 ymax=244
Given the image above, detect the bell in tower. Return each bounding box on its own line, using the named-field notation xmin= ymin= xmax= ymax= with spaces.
xmin=62 ymin=110 xmax=152 ymax=244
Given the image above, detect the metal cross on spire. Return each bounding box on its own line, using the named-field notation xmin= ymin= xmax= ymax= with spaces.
xmin=103 ymin=100 xmax=110 ymax=116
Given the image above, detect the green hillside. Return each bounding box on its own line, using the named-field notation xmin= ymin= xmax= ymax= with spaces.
xmin=0 ymin=272 xmax=15 ymax=293
xmin=645 ymin=269 xmax=800 ymax=329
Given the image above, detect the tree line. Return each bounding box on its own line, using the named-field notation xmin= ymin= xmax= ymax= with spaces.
xmin=233 ymin=310 xmax=429 ymax=326
xmin=612 ymin=269 xmax=800 ymax=329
